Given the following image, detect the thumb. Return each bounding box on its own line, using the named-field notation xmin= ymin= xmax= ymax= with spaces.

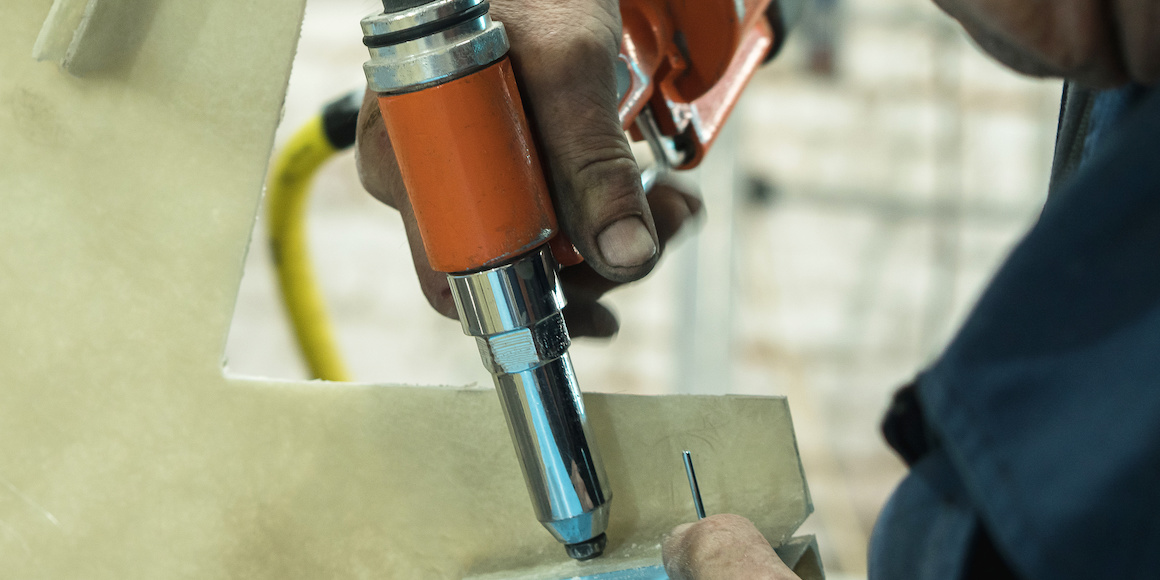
xmin=499 ymin=2 xmax=659 ymax=283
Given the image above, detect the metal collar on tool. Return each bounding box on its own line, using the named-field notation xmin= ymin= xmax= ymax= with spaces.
xmin=361 ymin=0 xmax=508 ymax=93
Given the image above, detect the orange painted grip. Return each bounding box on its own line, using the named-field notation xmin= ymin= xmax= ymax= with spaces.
xmin=378 ymin=59 xmax=558 ymax=273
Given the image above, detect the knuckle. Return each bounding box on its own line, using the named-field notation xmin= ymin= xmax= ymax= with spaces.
xmin=714 ymin=513 xmax=750 ymax=525
xmin=520 ymin=19 xmax=620 ymax=92
xmin=355 ymin=91 xmax=409 ymax=208
xmin=571 ymin=145 xmax=635 ymax=179
xmin=1033 ymin=5 xmax=1118 ymax=76
xmin=566 ymin=24 xmax=621 ymax=65
xmin=355 ymin=136 xmax=404 ymax=207
xmin=678 ymin=522 xmax=723 ymax=565
xmin=683 ymin=519 xmax=719 ymax=544
xmin=1125 ymin=56 xmax=1160 ymax=84
xmin=1123 ymin=30 xmax=1160 ymax=83
xmin=569 ymin=153 xmax=641 ymax=203
xmin=1046 ymin=39 xmax=1103 ymax=76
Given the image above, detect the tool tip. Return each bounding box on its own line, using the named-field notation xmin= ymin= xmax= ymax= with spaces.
xmin=565 ymin=533 xmax=607 ymax=560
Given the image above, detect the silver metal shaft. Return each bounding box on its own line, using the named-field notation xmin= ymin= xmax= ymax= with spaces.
xmin=683 ymin=450 xmax=706 ymax=519
xmin=449 ymin=246 xmax=612 ymax=558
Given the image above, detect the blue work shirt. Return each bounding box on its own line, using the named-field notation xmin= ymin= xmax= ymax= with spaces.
xmin=869 ymin=83 xmax=1160 ymax=580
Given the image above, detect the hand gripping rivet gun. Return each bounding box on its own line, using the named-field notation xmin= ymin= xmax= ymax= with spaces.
xmin=360 ymin=0 xmax=790 ymax=560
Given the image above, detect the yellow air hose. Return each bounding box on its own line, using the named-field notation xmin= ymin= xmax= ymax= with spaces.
xmin=265 ymin=91 xmax=361 ymax=381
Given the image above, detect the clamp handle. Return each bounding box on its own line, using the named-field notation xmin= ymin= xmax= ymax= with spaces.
xmin=616 ymin=0 xmax=783 ymax=170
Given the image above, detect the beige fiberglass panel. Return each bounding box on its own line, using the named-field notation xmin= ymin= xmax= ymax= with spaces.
xmin=0 ymin=1 xmax=810 ymax=578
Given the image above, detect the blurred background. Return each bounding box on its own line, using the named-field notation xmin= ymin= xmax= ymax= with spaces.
xmin=225 ymin=0 xmax=1062 ymax=577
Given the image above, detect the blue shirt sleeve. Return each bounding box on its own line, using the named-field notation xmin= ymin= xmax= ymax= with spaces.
xmin=872 ymin=84 xmax=1160 ymax=580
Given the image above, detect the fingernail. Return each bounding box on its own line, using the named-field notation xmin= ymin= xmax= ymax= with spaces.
xmin=597 ymin=217 xmax=656 ymax=268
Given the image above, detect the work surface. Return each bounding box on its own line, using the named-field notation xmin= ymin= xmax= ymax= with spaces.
xmin=0 ymin=0 xmax=811 ymax=577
